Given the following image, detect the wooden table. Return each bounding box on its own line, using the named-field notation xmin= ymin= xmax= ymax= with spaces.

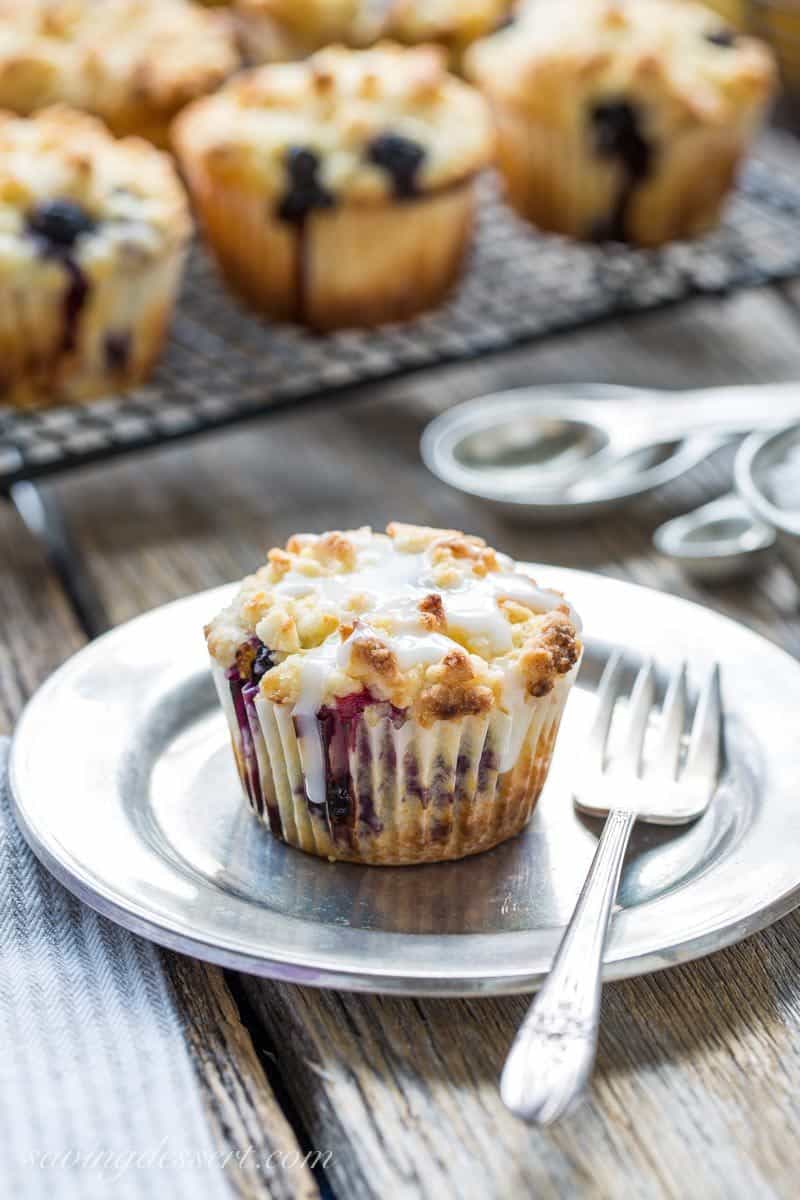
xmin=3 ymin=280 xmax=800 ymax=1200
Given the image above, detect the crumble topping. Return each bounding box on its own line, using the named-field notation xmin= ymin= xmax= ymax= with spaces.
xmin=236 ymin=0 xmax=513 ymax=58
xmin=173 ymin=42 xmax=494 ymax=205
xmin=470 ymin=0 xmax=777 ymax=126
xmin=0 ymin=107 xmax=190 ymax=269
xmin=388 ymin=0 xmax=512 ymax=48
xmin=235 ymin=0 xmax=387 ymax=52
xmin=206 ymin=523 xmax=581 ymax=727
xmin=0 ymin=0 xmax=239 ymax=125
xmin=467 ymin=0 xmax=775 ymax=124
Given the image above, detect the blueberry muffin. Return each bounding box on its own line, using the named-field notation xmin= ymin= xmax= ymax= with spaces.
xmin=206 ymin=523 xmax=581 ymax=865
xmin=0 ymin=0 xmax=240 ymax=147
xmin=234 ymin=0 xmax=389 ymax=64
xmin=0 ymin=107 xmax=190 ymax=409
xmin=701 ymin=0 xmax=800 ymax=92
xmin=466 ymin=0 xmax=776 ymax=245
xmin=387 ymin=1 xmax=515 ymax=69
xmin=235 ymin=0 xmax=514 ymax=68
xmin=173 ymin=43 xmax=494 ymax=329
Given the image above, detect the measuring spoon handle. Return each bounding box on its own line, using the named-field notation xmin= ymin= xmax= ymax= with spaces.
xmin=652 ymin=381 xmax=800 ymax=440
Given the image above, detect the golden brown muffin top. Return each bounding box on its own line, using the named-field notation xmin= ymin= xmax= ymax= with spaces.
xmin=467 ymin=0 xmax=776 ymax=123
xmin=236 ymin=0 xmax=512 ymax=51
xmin=0 ymin=0 xmax=239 ymax=120
xmin=0 ymin=106 xmax=190 ymax=273
xmin=389 ymin=0 xmax=512 ymax=47
xmin=235 ymin=0 xmax=384 ymax=48
xmin=173 ymin=42 xmax=494 ymax=206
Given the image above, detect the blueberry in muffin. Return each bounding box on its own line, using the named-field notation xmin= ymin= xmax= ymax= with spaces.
xmin=705 ymin=27 xmax=738 ymax=49
xmin=278 ymin=147 xmax=335 ymax=222
xmin=27 ymin=199 xmax=98 ymax=248
xmin=366 ymin=132 xmax=426 ymax=198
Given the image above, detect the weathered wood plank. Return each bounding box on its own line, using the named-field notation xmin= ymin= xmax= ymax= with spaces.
xmin=42 ymin=284 xmax=800 ymax=1199
xmin=167 ymin=956 xmax=320 ymax=1200
xmin=0 ymin=500 xmax=319 ymax=1200
xmin=239 ymin=940 xmax=800 ymax=1200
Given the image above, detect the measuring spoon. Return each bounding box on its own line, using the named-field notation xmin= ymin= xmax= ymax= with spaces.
xmin=421 ymin=382 xmax=800 ymax=521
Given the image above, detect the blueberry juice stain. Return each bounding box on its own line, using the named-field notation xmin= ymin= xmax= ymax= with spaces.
xmin=275 ymin=137 xmax=427 ymax=320
xmin=589 ymin=99 xmax=653 ymax=243
xmin=277 ymin=147 xmax=335 ymax=321
xmin=104 ymin=331 xmax=131 ymax=373
xmin=226 ymin=638 xmax=281 ymax=835
xmin=60 ymin=262 xmax=90 ymax=354
xmin=26 ymin=199 xmax=97 ymax=354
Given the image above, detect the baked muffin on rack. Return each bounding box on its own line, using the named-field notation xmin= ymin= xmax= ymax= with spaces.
xmin=0 ymin=107 xmax=191 ymax=410
xmin=0 ymin=0 xmax=240 ymax=147
xmin=234 ymin=0 xmax=388 ymax=64
xmin=206 ymin=523 xmax=581 ymax=865
xmin=387 ymin=1 xmax=515 ymax=68
xmin=700 ymin=0 xmax=800 ymax=91
xmin=466 ymin=0 xmax=776 ymax=245
xmin=235 ymin=0 xmax=514 ymax=68
xmin=174 ymin=42 xmax=494 ymax=329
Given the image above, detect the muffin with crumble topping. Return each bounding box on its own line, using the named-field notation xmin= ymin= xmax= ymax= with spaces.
xmin=387 ymin=0 xmax=515 ymax=69
xmin=700 ymin=0 xmax=800 ymax=93
xmin=466 ymin=0 xmax=776 ymax=245
xmin=234 ymin=0 xmax=514 ymax=68
xmin=173 ymin=42 xmax=494 ymax=329
xmin=0 ymin=107 xmax=190 ymax=409
xmin=234 ymin=0 xmax=389 ymax=64
xmin=0 ymin=0 xmax=240 ymax=147
xmin=205 ymin=523 xmax=581 ymax=865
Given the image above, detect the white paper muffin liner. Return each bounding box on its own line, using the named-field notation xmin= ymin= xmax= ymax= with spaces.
xmin=484 ymin=93 xmax=767 ymax=246
xmin=173 ymin=158 xmax=478 ymax=330
xmin=212 ymin=659 xmax=577 ymax=865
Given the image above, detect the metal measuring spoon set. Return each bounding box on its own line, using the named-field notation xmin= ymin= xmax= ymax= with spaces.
xmin=421 ymin=383 xmax=800 ymax=582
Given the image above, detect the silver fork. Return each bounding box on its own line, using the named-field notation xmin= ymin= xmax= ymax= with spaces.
xmin=500 ymin=652 xmax=722 ymax=1125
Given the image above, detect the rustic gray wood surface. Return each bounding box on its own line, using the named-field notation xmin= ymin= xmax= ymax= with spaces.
xmin=3 ymin=283 xmax=800 ymax=1199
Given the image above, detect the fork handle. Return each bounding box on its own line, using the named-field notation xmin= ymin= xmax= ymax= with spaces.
xmin=500 ymin=808 xmax=636 ymax=1124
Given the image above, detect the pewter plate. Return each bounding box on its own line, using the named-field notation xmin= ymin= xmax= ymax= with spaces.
xmin=10 ymin=571 xmax=800 ymax=995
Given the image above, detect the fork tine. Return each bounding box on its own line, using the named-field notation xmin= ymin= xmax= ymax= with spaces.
xmin=683 ymin=663 xmax=722 ymax=791
xmin=653 ymin=663 xmax=688 ymax=781
xmin=586 ymin=650 xmax=626 ymax=773
xmin=616 ymin=659 xmax=656 ymax=776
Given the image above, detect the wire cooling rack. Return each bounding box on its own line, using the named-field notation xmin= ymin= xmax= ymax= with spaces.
xmin=4 ymin=149 xmax=800 ymax=493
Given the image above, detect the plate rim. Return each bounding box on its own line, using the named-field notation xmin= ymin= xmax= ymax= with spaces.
xmin=10 ymin=570 xmax=800 ymax=996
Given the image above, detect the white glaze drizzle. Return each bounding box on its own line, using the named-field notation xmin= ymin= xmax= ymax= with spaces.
xmin=292 ymin=640 xmax=340 ymax=813
xmin=265 ymin=532 xmax=579 ymax=807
